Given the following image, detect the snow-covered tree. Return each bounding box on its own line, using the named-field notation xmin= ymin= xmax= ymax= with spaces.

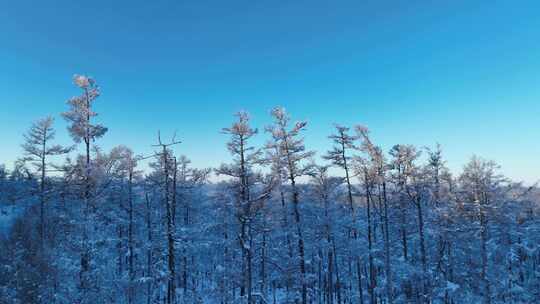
xmin=355 ymin=125 xmax=393 ymax=304
xmin=267 ymin=107 xmax=314 ymax=304
xmin=62 ymin=74 xmax=107 ymax=302
xmin=216 ymin=111 xmax=273 ymax=303
xmin=20 ymin=116 xmax=71 ymax=246
xmin=1 ymin=96 xmax=539 ymax=304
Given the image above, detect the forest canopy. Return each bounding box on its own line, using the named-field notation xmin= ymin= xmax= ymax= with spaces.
xmin=0 ymin=75 xmax=539 ymax=304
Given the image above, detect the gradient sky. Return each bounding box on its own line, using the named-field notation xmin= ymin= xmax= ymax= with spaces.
xmin=1 ymin=0 xmax=539 ymax=183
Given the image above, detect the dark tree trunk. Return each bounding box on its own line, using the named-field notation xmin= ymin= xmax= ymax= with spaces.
xmin=128 ymin=170 xmax=134 ymax=304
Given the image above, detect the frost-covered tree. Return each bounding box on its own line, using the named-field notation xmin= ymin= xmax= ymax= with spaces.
xmin=1 ymin=98 xmax=540 ymax=304
xmin=62 ymin=74 xmax=107 ymax=301
xmin=267 ymin=107 xmax=314 ymax=304
xmin=108 ymin=146 xmax=139 ymax=304
xmin=308 ymin=165 xmax=345 ymax=304
xmin=389 ymin=144 xmax=430 ymax=301
xmin=324 ymin=125 xmax=366 ymax=302
xmin=150 ymin=132 xmax=181 ymax=304
xmin=216 ymin=111 xmax=273 ymax=303
xmin=174 ymin=155 xmax=209 ymax=301
xmin=21 ymin=116 xmax=71 ymax=246
xmin=355 ymin=125 xmax=393 ymax=304
xmin=458 ymin=156 xmax=505 ymax=304
xmin=324 ymin=125 xmax=358 ymax=214
xmin=63 ymin=75 xmax=107 ymax=171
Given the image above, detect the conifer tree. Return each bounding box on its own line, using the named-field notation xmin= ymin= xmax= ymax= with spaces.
xmin=21 ymin=116 xmax=70 ymax=246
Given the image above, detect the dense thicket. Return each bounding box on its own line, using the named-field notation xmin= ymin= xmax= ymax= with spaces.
xmin=1 ymin=75 xmax=539 ymax=304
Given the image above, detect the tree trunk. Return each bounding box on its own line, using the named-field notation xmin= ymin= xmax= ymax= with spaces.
xmin=364 ymin=172 xmax=376 ymax=304
xmin=80 ymin=87 xmax=92 ymax=299
xmin=128 ymin=170 xmax=134 ymax=304
xmin=356 ymin=258 xmax=364 ymax=304
xmin=145 ymin=193 xmax=152 ymax=304
xmin=40 ymin=134 xmax=46 ymax=248
xmin=328 ymin=249 xmax=334 ymax=304
xmin=480 ymin=211 xmax=491 ymax=304
xmin=333 ymin=242 xmax=342 ymax=304
xmin=382 ymin=181 xmax=392 ymax=304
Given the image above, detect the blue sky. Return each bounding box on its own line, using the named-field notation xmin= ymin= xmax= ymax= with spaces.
xmin=1 ymin=0 xmax=539 ymax=183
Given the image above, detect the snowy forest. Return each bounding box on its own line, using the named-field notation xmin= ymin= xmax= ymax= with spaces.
xmin=0 ymin=74 xmax=539 ymax=304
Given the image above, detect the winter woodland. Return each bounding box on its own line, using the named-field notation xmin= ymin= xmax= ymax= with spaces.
xmin=0 ymin=75 xmax=539 ymax=304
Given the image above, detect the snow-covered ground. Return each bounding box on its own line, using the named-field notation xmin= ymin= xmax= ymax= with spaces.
xmin=0 ymin=204 xmax=22 ymax=236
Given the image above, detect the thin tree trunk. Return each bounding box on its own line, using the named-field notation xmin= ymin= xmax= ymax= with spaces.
xmin=80 ymin=87 xmax=92 ymax=298
xmin=40 ymin=132 xmax=46 ymax=248
xmin=364 ymin=172 xmax=376 ymax=304
xmin=417 ymin=198 xmax=427 ymax=270
xmin=382 ymin=180 xmax=392 ymax=304
xmin=417 ymin=197 xmax=428 ymax=303
xmin=480 ymin=211 xmax=491 ymax=304
xmin=261 ymin=230 xmax=267 ymax=297
xmin=161 ymin=146 xmax=175 ymax=304
xmin=145 ymin=193 xmax=152 ymax=304
xmin=128 ymin=170 xmax=134 ymax=304
xmin=333 ymin=242 xmax=342 ymax=304
xmin=357 ymin=258 xmax=364 ymax=304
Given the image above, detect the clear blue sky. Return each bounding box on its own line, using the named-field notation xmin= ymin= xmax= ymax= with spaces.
xmin=1 ymin=0 xmax=539 ymax=183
